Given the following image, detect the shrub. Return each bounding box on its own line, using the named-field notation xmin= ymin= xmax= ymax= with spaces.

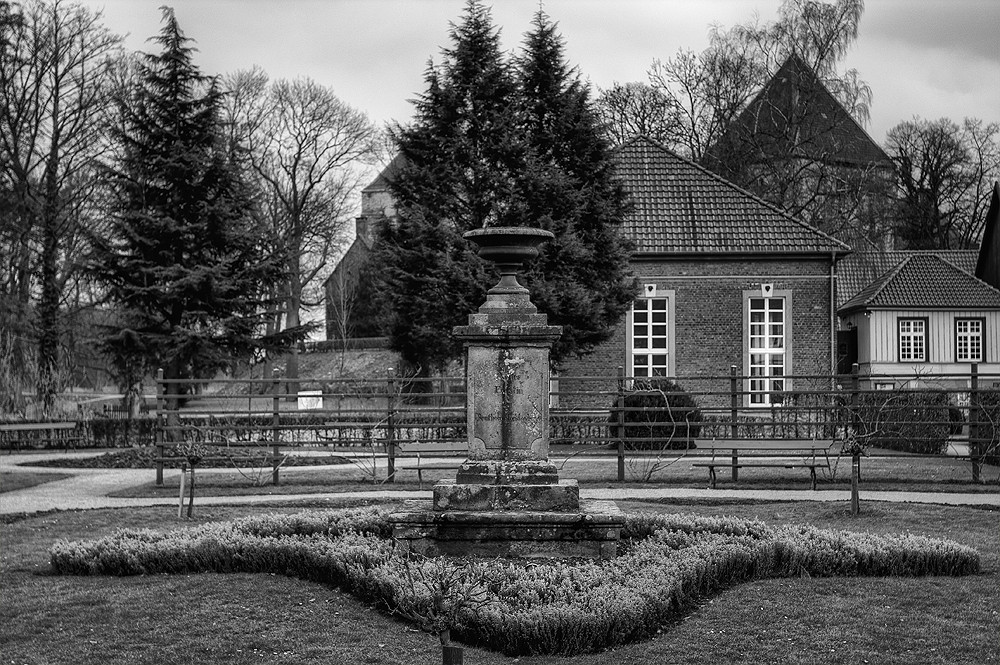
xmin=50 ymin=508 xmax=980 ymax=656
xmin=972 ymin=389 xmax=1000 ymax=466
xmin=612 ymin=379 xmax=701 ymax=450
xmin=86 ymin=417 xmax=157 ymax=448
xmin=856 ymin=390 xmax=951 ymax=454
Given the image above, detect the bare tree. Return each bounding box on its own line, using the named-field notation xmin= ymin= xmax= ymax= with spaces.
xmin=594 ymin=81 xmax=679 ymax=147
xmin=886 ymin=117 xmax=1000 ymax=250
xmin=222 ymin=71 xmax=381 ymax=386
xmin=640 ymin=0 xmax=891 ymax=245
xmin=648 ymin=41 xmax=764 ymax=162
xmin=0 ymin=0 xmax=121 ymax=412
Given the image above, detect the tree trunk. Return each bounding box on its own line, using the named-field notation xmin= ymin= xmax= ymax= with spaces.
xmin=37 ymin=102 xmax=64 ymax=416
xmin=37 ymin=218 xmax=60 ymax=415
xmin=285 ymin=254 xmax=302 ymax=398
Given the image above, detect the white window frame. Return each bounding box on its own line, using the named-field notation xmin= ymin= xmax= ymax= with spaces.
xmin=898 ymin=318 xmax=927 ymax=362
xmin=744 ymin=290 xmax=792 ymax=407
xmin=627 ymin=291 xmax=675 ymax=379
xmin=955 ymin=318 xmax=984 ymax=362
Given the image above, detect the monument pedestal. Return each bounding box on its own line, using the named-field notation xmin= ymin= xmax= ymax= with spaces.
xmin=391 ymin=499 xmax=624 ymax=559
xmin=388 ymin=227 xmax=622 ymax=559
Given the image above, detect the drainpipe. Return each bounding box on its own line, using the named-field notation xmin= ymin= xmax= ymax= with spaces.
xmin=830 ymin=252 xmax=837 ymax=386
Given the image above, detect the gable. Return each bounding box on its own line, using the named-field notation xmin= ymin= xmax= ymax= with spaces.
xmin=711 ymin=54 xmax=889 ymax=168
xmin=615 ymin=137 xmax=850 ymax=255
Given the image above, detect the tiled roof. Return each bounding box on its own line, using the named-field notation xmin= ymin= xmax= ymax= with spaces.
xmin=615 ymin=137 xmax=850 ymax=255
xmin=362 ymin=153 xmax=407 ymax=193
xmin=838 ymin=254 xmax=1000 ymax=313
xmin=710 ymin=54 xmax=890 ymax=168
xmin=837 ymin=250 xmax=977 ymax=307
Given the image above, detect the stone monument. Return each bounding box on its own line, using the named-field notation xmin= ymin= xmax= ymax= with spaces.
xmin=390 ymin=227 xmax=623 ymax=558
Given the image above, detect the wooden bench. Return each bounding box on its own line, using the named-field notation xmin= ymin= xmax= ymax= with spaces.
xmin=0 ymin=421 xmax=81 ymax=452
xmin=391 ymin=441 xmax=468 ymax=489
xmin=691 ymin=438 xmax=835 ymax=490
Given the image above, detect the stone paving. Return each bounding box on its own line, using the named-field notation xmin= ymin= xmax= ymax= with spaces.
xmin=1 ymin=451 xmax=998 ymax=516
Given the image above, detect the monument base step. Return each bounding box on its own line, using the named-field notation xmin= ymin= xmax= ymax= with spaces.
xmin=433 ymin=478 xmax=579 ymax=511
xmin=389 ymin=498 xmax=624 ymax=559
xmin=454 ymin=459 xmax=560 ymax=485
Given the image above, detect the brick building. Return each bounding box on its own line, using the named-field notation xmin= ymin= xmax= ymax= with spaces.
xmin=559 ymin=137 xmax=850 ymax=407
xmin=324 ymin=155 xmax=404 ymax=341
xmin=325 ymin=138 xmax=851 ymax=407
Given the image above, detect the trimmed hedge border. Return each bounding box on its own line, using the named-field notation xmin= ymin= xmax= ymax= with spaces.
xmin=49 ymin=508 xmax=981 ymax=656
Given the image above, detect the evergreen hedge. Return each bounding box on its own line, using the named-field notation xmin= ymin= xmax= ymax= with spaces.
xmin=856 ymin=390 xmax=952 ymax=454
xmin=612 ymin=379 xmax=702 ymax=450
xmin=50 ymin=507 xmax=980 ymax=656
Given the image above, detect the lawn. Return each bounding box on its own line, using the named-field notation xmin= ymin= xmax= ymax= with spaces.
xmin=1 ymin=498 xmax=997 ymax=664
xmin=0 ymin=470 xmax=73 ymax=493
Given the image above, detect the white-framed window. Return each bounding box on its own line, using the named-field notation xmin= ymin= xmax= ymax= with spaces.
xmin=630 ymin=296 xmax=671 ymax=378
xmin=748 ymin=296 xmax=786 ymax=405
xmin=898 ymin=318 xmax=927 ymax=362
xmin=956 ymin=318 xmax=984 ymax=362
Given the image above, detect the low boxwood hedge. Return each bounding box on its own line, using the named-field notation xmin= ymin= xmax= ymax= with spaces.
xmin=49 ymin=507 xmax=980 ymax=656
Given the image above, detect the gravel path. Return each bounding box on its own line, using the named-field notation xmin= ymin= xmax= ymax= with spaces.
xmin=2 ymin=451 xmax=997 ymax=515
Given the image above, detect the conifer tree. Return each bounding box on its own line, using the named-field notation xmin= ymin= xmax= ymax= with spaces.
xmin=516 ymin=8 xmax=635 ymax=361
xmin=89 ymin=8 xmax=283 ymax=403
xmin=374 ymin=1 xmax=635 ymax=371
xmin=375 ymin=0 xmax=527 ymax=372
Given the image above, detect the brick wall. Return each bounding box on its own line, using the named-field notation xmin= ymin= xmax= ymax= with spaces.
xmin=559 ymin=255 xmax=837 ymax=407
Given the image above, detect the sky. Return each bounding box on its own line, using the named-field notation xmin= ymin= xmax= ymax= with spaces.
xmin=79 ymin=0 xmax=1000 ymax=149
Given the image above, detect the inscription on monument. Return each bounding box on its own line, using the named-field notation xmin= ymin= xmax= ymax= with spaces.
xmin=467 ymin=345 xmax=548 ymax=459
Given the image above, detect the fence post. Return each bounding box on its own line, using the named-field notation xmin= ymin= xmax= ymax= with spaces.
xmin=386 ymin=367 xmax=397 ymax=483
xmin=155 ymin=368 xmax=165 ymax=486
xmin=730 ymin=365 xmax=739 ymax=481
xmin=970 ymin=363 xmax=981 ymax=483
xmin=272 ymin=368 xmax=281 ymax=486
xmin=850 ymin=363 xmax=860 ymax=434
xmin=616 ymin=366 xmax=625 ymax=482
xmin=850 ymin=363 xmax=861 ymax=514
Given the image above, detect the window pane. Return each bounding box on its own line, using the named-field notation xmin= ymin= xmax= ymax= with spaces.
xmin=747 ymin=296 xmax=786 ymax=405
xmin=631 ymin=298 xmax=669 ymax=377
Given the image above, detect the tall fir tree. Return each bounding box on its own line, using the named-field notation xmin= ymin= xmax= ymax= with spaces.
xmin=375 ymin=0 xmax=527 ymax=372
xmin=374 ymin=1 xmax=635 ymax=372
xmin=516 ymin=8 xmax=636 ymax=362
xmin=89 ymin=7 xmax=283 ymax=403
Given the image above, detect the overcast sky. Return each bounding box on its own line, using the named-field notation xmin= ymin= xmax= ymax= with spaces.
xmin=80 ymin=0 xmax=999 ymax=149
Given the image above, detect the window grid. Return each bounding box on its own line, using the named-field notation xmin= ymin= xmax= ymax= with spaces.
xmin=631 ymin=298 xmax=669 ymax=378
xmin=956 ymin=319 xmax=983 ymax=362
xmin=748 ymin=297 xmax=785 ymax=405
xmin=898 ymin=319 xmax=926 ymax=362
